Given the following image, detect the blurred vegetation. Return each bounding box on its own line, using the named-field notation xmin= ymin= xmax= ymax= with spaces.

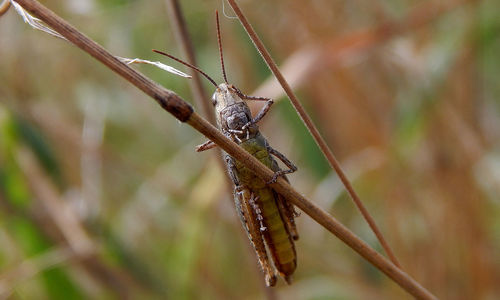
xmin=1 ymin=0 xmax=499 ymax=299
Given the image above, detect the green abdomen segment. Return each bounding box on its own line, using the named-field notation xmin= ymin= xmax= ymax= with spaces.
xmin=255 ymin=187 xmax=296 ymax=278
xmin=234 ymin=134 xmax=297 ymax=279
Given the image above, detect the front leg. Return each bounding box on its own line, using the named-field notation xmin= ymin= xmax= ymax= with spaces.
xmin=234 ymin=88 xmax=274 ymax=131
xmin=267 ymin=147 xmax=297 ymax=184
xmin=242 ymin=97 xmax=274 ymax=131
xmin=196 ymin=129 xmax=242 ymax=152
xmin=227 ymin=129 xmax=244 ymax=143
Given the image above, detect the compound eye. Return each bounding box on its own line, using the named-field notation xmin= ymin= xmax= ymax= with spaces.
xmin=211 ymin=93 xmax=217 ymax=106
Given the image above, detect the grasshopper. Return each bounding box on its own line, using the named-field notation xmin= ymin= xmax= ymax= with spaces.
xmin=153 ymin=11 xmax=298 ymax=286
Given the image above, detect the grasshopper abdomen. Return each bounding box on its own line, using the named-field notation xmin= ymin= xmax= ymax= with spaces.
xmin=229 ymin=129 xmax=298 ymax=284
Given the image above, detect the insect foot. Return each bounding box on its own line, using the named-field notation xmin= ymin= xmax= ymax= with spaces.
xmin=265 ymin=273 xmax=278 ymax=287
xmin=266 ymin=170 xmax=287 ymax=185
xmin=241 ymin=120 xmax=253 ymax=131
xmin=241 ymin=121 xmax=253 ymax=131
xmin=240 ymin=121 xmax=256 ymax=140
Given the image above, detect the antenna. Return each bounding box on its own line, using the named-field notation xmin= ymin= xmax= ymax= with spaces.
xmin=152 ymin=49 xmax=218 ymax=87
xmin=215 ymin=11 xmax=228 ymax=83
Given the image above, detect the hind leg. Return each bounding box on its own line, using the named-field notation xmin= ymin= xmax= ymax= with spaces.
xmin=234 ymin=188 xmax=277 ymax=286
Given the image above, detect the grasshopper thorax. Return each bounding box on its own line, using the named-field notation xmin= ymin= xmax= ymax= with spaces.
xmin=212 ymin=83 xmax=256 ymax=140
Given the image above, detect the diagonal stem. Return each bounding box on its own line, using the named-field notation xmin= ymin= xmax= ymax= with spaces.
xmin=0 ymin=0 xmax=10 ymax=16
xmin=225 ymin=0 xmax=401 ymax=268
xmin=12 ymin=1 xmax=436 ymax=298
xmin=164 ymin=0 xmax=214 ymax=125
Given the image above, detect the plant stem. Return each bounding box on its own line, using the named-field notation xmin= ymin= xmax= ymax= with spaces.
xmin=164 ymin=0 xmax=214 ymax=124
xmin=0 ymin=0 xmax=10 ymax=16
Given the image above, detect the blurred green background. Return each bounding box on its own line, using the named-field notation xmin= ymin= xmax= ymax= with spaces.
xmin=1 ymin=0 xmax=499 ymax=299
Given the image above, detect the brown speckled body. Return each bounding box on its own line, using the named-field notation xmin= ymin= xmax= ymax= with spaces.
xmin=212 ymin=83 xmax=298 ymax=285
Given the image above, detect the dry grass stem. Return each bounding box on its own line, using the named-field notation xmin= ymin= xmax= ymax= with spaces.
xmin=0 ymin=0 xmax=10 ymax=16
xmin=13 ymin=0 xmax=438 ymax=298
xmin=164 ymin=0 xmax=214 ymax=124
xmin=226 ymin=0 xmax=401 ymax=268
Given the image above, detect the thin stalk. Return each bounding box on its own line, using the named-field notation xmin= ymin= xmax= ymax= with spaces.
xmin=225 ymin=0 xmax=401 ymax=268
xmin=0 ymin=0 xmax=10 ymax=16
xmin=164 ymin=0 xmax=214 ymax=124
xmin=164 ymin=0 xmax=233 ymax=193
xmin=13 ymin=1 xmax=437 ymax=298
